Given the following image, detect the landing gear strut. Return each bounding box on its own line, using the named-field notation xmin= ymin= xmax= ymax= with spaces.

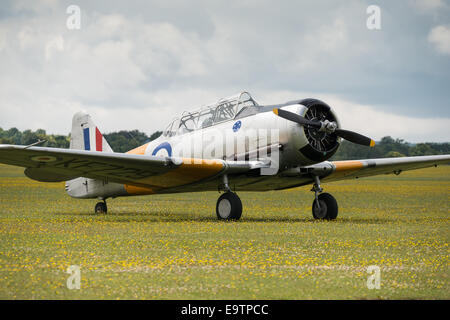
xmin=311 ymin=175 xmax=338 ymax=220
xmin=95 ymin=200 xmax=107 ymax=214
xmin=216 ymin=174 xmax=242 ymax=220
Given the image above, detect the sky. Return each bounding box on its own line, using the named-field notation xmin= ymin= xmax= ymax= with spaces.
xmin=0 ymin=0 xmax=449 ymax=142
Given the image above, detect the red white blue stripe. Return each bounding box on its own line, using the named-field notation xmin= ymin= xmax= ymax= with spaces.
xmin=83 ymin=126 xmax=103 ymax=151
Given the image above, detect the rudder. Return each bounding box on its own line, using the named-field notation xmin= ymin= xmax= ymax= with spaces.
xmin=70 ymin=111 xmax=113 ymax=152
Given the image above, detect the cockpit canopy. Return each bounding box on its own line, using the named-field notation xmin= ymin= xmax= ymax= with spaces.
xmin=163 ymin=91 xmax=259 ymax=137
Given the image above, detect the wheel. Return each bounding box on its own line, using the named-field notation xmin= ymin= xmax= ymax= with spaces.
xmin=216 ymin=192 xmax=242 ymax=220
xmin=95 ymin=202 xmax=107 ymax=214
xmin=312 ymin=193 xmax=338 ymax=220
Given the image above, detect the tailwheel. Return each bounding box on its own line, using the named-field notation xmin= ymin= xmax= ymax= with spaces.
xmin=216 ymin=192 xmax=242 ymax=221
xmin=95 ymin=201 xmax=107 ymax=214
xmin=312 ymin=193 xmax=338 ymax=220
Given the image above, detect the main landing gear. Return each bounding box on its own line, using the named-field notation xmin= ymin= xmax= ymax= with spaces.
xmin=311 ymin=175 xmax=338 ymax=220
xmin=216 ymin=174 xmax=242 ymax=220
xmin=95 ymin=199 xmax=107 ymax=214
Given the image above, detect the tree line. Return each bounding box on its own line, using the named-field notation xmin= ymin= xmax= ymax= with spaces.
xmin=330 ymin=136 xmax=450 ymax=160
xmin=0 ymin=127 xmax=448 ymax=158
xmin=0 ymin=127 xmax=162 ymax=153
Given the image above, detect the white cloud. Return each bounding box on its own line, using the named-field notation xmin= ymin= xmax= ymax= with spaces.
xmin=95 ymin=14 xmax=127 ymax=38
xmin=428 ymin=25 xmax=450 ymax=55
xmin=45 ymin=35 xmax=64 ymax=60
xmin=305 ymin=18 xmax=348 ymax=53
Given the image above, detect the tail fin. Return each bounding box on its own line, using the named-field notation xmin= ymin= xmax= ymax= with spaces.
xmin=70 ymin=111 xmax=113 ymax=152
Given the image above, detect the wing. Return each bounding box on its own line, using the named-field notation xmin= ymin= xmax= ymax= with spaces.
xmin=0 ymin=144 xmax=268 ymax=189
xmin=322 ymin=155 xmax=450 ymax=182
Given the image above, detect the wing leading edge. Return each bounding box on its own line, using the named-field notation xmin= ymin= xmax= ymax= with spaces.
xmin=0 ymin=144 xmax=448 ymax=192
xmin=324 ymin=155 xmax=450 ymax=182
xmin=0 ymin=144 xmax=268 ymax=191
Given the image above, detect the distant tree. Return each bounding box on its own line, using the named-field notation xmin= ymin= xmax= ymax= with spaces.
xmin=0 ymin=137 xmax=12 ymax=144
xmin=52 ymin=135 xmax=70 ymax=148
xmin=330 ymin=136 xmax=447 ymax=160
xmin=410 ymin=143 xmax=438 ymax=156
xmin=6 ymin=128 xmax=21 ymax=145
xmin=6 ymin=127 xmax=19 ymax=136
xmin=22 ymin=130 xmax=38 ymax=145
xmin=427 ymin=142 xmax=450 ymax=154
xmin=149 ymin=131 xmax=162 ymax=141
xmin=35 ymin=129 xmax=46 ymax=136
xmin=103 ymin=130 xmax=162 ymax=153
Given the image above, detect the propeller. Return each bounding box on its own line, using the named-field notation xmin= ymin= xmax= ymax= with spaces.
xmin=273 ymin=108 xmax=321 ymax=128
xmin=334 ymin=129 xmax=375 ymax=147
xmin=273 ymin=108 xmax=375 ymax=147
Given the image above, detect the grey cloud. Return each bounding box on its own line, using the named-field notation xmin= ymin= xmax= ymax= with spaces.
xmin=0 ymin=0 xmax=449 ymax=142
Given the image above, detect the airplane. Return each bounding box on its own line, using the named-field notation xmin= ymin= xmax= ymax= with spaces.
xmin=0 ymin=91 xmax=449 ymax=220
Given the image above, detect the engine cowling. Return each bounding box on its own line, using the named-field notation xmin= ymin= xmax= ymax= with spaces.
xmin=298 ymin=99 xmax=341 ymax=163
xmin=274 ymin=98 xmax=374 ymax=166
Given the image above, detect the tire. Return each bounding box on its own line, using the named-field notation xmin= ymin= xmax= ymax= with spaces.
xmin=216 ymin=192 xmax=242 ymax=220
xmin=95 ymin=202 xmax=107 ymax=214
xmin=312 ymin=193 xmax=338 ymax=220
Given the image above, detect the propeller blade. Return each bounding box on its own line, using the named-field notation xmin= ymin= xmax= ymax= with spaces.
xmin=273 ymin=108 xmax=321 ymax=127
xmin=335 ymin=129 xmax=375 ymax=147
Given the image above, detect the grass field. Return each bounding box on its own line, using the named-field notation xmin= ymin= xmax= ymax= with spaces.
xmin=0 ymin=163 xmax=448 ymax=299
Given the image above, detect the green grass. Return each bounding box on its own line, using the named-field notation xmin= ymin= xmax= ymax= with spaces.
xmin=0 ymin=163 xmax=448 ymax=299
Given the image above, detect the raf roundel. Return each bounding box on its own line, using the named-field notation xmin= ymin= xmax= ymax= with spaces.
xmin=232 ymin=120 xmax=242 ymax=132
xmin=152 ymin=142 xmax=172 ymax=157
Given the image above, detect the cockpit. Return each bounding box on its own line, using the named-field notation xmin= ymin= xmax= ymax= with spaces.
xmin=163 ymin=91 xmax=259 ymax=137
